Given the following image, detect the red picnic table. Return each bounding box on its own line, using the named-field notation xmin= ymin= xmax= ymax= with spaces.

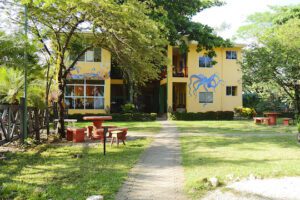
xmin=264 ymin=112 xmax=280 ymax=125
xmin=83 ymin=116 xmax=112 ymax=129
xmin=83 ymin=116 xmax=112 ymax=155
xmin=83 ymin=116 xmax=128 ymax=154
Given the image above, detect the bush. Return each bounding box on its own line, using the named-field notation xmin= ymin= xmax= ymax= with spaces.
xmin=121 ymin=103 xmax=136 ymax=113
xmin=68 ymin=112 xmax=157 ymax=122
xmin=234 ymin=107 xmax=257 ymax=118
xmin=170 ymin=111 xmax=234 ymax=121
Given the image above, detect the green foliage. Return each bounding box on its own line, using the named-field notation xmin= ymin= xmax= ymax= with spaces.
xmin=0 ymin=67 xmax=46 ymax=108
xmin=234 ymin=107 xmax=257 ymax=118
xmin=121 ymin=103 xmax=136 ymax=113
xmin=239 ymin=5 xmax=300 ymax=115
xmin=68 ymin=113 xmax=157 ymax=122
xmin=297 ymin=123 xmax=300 ymax=133
xmin=150 ymin=0 xmax=231 ymax=54
xmin=236 ymin=4 xmax=300 ymax=40
xmin=170 ymin=111 xmax=234 ymax=121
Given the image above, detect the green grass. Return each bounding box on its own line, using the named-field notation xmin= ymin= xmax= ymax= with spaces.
xmin=177 ymin=120 xmax=300 ymax=199
xmin=0 ymin=138 xmax=152 ymax=200
xmin=175 ymin=119 xmax=297 ymax=135
xmin=75 ymin=121 xmax=162 ymax=134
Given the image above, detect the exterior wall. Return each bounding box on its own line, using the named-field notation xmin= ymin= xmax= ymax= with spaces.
xmin=68 ymin=48 xmax=111 ymax=114
xmin=67 ymin=44 xmax=242 ymax=114
xmin=167 ymin=44 xmax=243 ymax=113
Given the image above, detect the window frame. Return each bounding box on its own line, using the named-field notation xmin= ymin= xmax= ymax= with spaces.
xmin=199 ymin=56 xmax=213 ymax=68
xmin=226 ymin=51 xmax=237 ymax=60
xmin=199 ymin=92 xmax=213 ymax=104
xmin=65 ymin=79 xmax=105 ymax=110
xmin=226 ymin=86 xmax=238 ymax=96
xmin=70 ymin=48 xmax=102 ymax=62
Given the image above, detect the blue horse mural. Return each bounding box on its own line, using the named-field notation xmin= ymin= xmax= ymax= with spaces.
xmin=188 ymin=73 xmax=223 ymax=96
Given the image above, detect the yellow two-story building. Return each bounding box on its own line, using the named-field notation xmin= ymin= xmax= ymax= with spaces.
xmin=65 ymin=42 xmax=243 ymax=115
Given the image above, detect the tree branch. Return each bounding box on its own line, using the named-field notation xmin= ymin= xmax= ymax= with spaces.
xmin=63 ymin=45 xmax=94 ymax=78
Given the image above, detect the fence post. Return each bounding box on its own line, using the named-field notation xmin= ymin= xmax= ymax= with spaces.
xmin=20 ymin=98 xmax=25 ymax=143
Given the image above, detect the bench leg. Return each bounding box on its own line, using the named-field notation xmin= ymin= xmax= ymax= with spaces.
xmin=111 ymin=137 xmax=115 ymax=147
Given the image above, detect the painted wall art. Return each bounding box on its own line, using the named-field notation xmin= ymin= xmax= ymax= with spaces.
xmin=188 ymin=73 xmax=223 ymax=96
xmin=67 ymin=65 xmax=110 ymax=80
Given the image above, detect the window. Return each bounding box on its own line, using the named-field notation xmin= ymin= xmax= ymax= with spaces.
xmin=199 ymin=92 xmax=213 ymax=103
xmin=65 ymin=80 xmax=105 ymax=109
xmin=199 ymin=56 xmax=213 ymax=68
xmin=226 ymin=86 xmax=237 ymax=96
xmin=226 ymin=51 xmax=237 ymax=59
xmin=70 ymin=48 xmax=102 ymax=62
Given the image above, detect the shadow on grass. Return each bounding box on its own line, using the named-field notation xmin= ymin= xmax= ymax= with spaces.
xmin=0 ymin=138 xmax=150 ymax=200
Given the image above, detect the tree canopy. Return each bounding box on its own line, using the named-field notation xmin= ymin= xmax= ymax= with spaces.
xmin=238 ymin=5 xmax=300 ymax=115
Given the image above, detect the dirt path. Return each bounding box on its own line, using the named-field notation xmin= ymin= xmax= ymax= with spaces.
xmin=115 ymin=120 xmax=187 ymax=200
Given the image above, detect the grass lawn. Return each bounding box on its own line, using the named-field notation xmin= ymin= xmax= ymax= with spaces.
xmin=176 ymin=120 xmax=300 ymax=199
xmin=0 ymin=121 xmax=161 ymax=200
xmin=175 ymin=119 xmax=297 ymax=135
xmin=75 ymin=121 xmax=161 ymax=134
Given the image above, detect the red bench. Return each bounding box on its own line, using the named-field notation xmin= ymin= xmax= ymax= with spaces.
xmin=283 ymin=118 xmax=292 ymax=126
xmin=67 ymin=128 xmax=85 ymax=143
xmin=254 ymin=117 xmax=271 ymax=125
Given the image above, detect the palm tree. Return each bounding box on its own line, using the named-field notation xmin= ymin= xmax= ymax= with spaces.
xmin=0 ymin=67 xmax=24 ymax=104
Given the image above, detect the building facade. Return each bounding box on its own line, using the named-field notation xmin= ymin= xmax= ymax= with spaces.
xmin=65 ymin=43 xmax=243 ymax=114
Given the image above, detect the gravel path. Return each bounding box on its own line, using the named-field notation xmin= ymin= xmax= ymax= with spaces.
xmin=203 ymin=177 xmax=300 ymax=200
xmin=115 ymin=120 xmax=187 ymax=200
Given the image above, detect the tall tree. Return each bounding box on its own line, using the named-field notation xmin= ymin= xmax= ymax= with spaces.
xmin=239 ymin=6 xmax=300 ymax=115
xmin=14 ymin=0 xmax=168 ymax=137
xmin=117 ymin=0 xmax=231 ymax=56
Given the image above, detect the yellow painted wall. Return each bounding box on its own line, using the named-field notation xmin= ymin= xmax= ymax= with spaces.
xmin=167 ymin=44 xmax=243 ymax=113
xmin=68 ymin=48 xmax=111 ymax=114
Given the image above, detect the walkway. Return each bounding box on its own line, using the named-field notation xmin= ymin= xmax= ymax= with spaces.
xmin=115 ymin=120 xmax=187 ymax=200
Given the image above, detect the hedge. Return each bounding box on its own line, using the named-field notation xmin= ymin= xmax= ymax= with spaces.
xmin=169 ymin=111 xmax=234 ymax=121
xmin=68 ymin=113 xmax=157 ymax=122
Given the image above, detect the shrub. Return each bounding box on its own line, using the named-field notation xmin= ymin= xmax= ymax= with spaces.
xmin=68 ymin=112 xmax=157 ymax=122
xmin=170 ymin=111 xmax=234 ymax=121
xmin=234 ymin=107 xmax=257 ymax=118
xmin=121 ymin=103 xmax=136 ymax=113
xmin=298 ymin=123 xmax=300 ymax=133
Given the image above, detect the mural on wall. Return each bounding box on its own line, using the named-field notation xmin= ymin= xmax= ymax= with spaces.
xmin=67 ymin=65 xmax=110 ymax=80
xmin=188 ymin=73 xmax=223 ymax=96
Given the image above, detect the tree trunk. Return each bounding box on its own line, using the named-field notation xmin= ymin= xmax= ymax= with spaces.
xmin=129 ymin=82 xmax=134 ymax=104
xmin=45 ymin=63 xmax=52 ymax=135
xmin=295 ymin=84 xmax=300 ymax=117
xmin=57 ymin=65 xmax=66 ymax=138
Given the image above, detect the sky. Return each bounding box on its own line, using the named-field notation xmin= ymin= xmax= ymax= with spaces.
xmin=193 ymin=0 xmax=300 ymax=42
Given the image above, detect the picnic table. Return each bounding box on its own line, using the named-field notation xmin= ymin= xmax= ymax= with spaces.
xmin=83 ymin=116 xmax=112 ymax=155
xmin=83 ymin=116 xmax=112 ymax=129
xmin=264 ymin=112 xmax=280 ymax=125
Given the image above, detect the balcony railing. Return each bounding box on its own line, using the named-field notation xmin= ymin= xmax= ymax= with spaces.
xmin=173 ymin=66 xmax=188 ymax=78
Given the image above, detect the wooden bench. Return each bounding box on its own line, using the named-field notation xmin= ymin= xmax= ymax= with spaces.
xmin=254 ymin=117 xmax=271 ymax=125
xmin=283 ymin=118 xmax=292 ymax=126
